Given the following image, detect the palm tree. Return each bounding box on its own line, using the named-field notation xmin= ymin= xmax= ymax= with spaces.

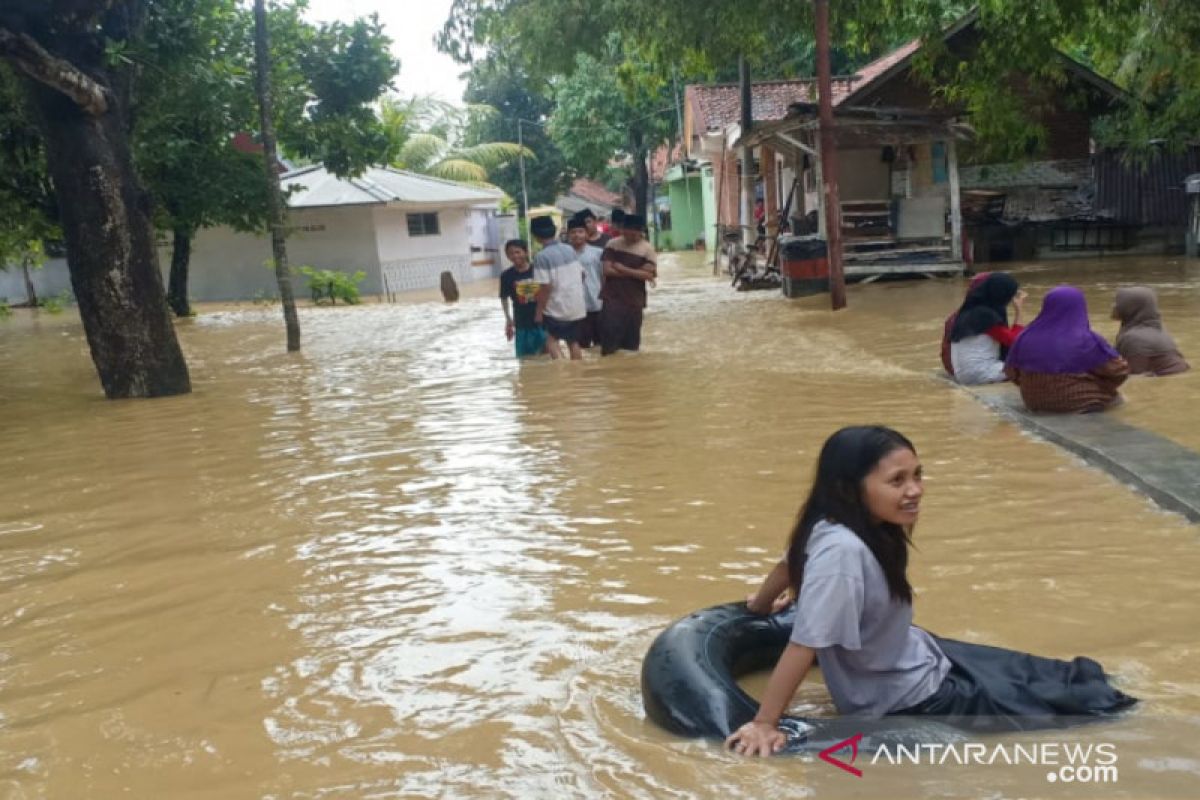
xmin=380 ymin=95 xmax=532 ymax=184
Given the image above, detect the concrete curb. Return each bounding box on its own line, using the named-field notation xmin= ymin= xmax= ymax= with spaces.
xmin=953 ymin=381 xmax=1200 ymax=524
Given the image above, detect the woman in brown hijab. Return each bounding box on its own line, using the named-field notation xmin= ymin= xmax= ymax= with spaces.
xmin=1112 ymin=287 xmax=1190 ymax=376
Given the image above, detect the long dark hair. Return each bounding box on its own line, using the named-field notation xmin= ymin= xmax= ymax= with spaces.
xmin=787 ymin=426 xmax=916 ymax=604
xmin=950 ymin=272 xmax=1019 ymax=343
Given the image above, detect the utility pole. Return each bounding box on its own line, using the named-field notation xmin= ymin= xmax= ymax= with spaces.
xmin=738 ymin=54 xmax=756 ymax=246
xmin=254 ymin=0 xmax=301 ymax=350
xmin=815 ymin=0 xmax=847 ymax=310
xmin=517 ymin=119 xmax=531 ymax=225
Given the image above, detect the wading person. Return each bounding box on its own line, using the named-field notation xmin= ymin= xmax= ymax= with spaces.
xmin=567 ymin=214 xmax=604 ymax=349
xmin=940 ymin=272 xmax=990 ymax=376
xmin=728 ymin=426 xmax=1136 ymax=758
xmin=1005 ymin=286 xmax=1129 ymax=413
xmin=580 ymin=207 xmax=612 ymax=250
xmin=498 ymin=239 xmax=545 ymax=359
xmin=1111 ymin=286 xmax=1190 ymax=376
xmin=599 ymin=213 xmax=657 ymax=356
xmin=606 ymin=208 xmax=626 ymax=239
xmin=948 ymin=272 xmax=1026 ymax=385
xmin=530 ymin=216 xmax=587 ymax=361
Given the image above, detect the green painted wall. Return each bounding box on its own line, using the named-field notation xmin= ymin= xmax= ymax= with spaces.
xmin=664 ymin=171 xmax=707 ymax=251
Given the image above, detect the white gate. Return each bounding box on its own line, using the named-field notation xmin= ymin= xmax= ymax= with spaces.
xmin=380 ymin=255 xmax=472 ymax=300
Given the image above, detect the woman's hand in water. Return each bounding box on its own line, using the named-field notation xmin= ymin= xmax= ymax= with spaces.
xmin=726 ymin=719 xmax=787 ymax=757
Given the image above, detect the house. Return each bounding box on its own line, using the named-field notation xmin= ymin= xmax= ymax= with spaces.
xmin=555 ymin=177 xmax=622 ymax=220
xmin=678 ymin=9 xmax=1135 ymax=273
xmin=182 ymin=165 xmax=505 ymax=301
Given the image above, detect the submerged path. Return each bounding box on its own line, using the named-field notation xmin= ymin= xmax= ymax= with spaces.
xmin=959 ymin=383 xmax=1200 ymax=523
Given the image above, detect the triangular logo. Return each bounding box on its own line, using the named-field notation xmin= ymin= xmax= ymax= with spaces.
xmin=818 ymin=733 xmax=864 ymax=777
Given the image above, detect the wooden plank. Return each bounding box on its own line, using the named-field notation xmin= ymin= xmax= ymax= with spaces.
xmin=845 ymin=261 xmax=964 ymax=276
xmin=947 ymin=138 xmax=963 ymax=263
xmin=844 ymin=246 xmax=950 ymax=260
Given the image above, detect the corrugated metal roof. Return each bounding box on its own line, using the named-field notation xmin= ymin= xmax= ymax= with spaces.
xmin=1095 ymin=147 xmax=1200 ymax=225
xmin=280 ymin=165 xmax=503 ymax=209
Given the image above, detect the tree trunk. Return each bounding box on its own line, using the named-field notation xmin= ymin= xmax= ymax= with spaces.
xmin=253 ymin=0 xmax=301 ymax=352
xmin=166 ymin=226 xmax=192 ymax=317
xmin=26 ymin=85 xmax=191 ymax=398
xmin=21 ymin=258 xmax=38 ymax=307
xmin=631 ymin=141 xmax=650 ymax=218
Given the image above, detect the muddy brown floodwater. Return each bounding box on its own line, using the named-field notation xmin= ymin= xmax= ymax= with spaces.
xmin=1 ymin=253 xmax=1198 ymax=799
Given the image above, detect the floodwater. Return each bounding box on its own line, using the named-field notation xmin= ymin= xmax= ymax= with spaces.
xmin=1 ymin=252 xmax=1198 ymax=799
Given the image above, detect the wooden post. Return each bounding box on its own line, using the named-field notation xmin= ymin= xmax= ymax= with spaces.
xmin=814 ymin=136 xmax=826 ymax=237
xmin=739 ymin=54 xmax=756 ymax=245
xmin=763 ymin=145 xmax=778 ymax=234
xmin=713 ymin=135 xmax=729 ymax=274
xmin=815 ymin=0 xmax=846 ymax=310
xmin=947 ymin=138 xmax=963 ymax=264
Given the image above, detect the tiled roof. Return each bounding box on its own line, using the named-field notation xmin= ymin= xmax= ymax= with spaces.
xmin=690 ymin=80 xmax=824 ymax=132
xmin=849 ymin=37 xmax=922 ymax=97
xmin=687 ymin=35 xmax=925 ymax=132
xmin=566 ymin=177 xmax=622 ymax=208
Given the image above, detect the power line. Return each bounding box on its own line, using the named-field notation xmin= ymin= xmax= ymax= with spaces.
xmin=507 ymin=104 xmax=677 ymax=134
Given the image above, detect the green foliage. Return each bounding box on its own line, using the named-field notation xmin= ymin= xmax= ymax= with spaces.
xmin=461 ymin=55 xmax=573 ymax=206
xmin=440 ymin=0 xmax=1200 ymax=162
xmin=134 ymin=0 xmax=268 ymax=240
xmin=0 ymin=67 xmax=60 ymax=263
xmin=0 ymin=298 xmax=10 ymax=320
xmin=298 ymin=266 xmax=366 ymax=305
xmin=547 ymin=38 xmax=675 ymax=210
xmin=37 ymin=290 xmax=72 ymax=314
xmin=273 ymin=11 xmax=399 ymax=177
xmin=251 ymin=288 xmax=278 ymax=306
xmin=382 ymin=94 xmax=532 ymax=187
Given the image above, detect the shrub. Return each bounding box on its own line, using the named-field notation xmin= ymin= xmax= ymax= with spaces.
xmin=0 ymin=298 xmax=10 ymax=319
xmin=298 ymin=266 xmax=366 ymax=305
xmin=38 ymin=290 xmax=72 ymax=314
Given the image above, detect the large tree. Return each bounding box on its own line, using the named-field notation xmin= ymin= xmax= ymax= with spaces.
xmin=0 ymin=65 xmax=58 ymax=307
xmin=138 ymin=1 xmax=397 ymax=319
xmin=0 ymin=0 xmax=190 ymax=398
xmin=547 ymin=45 xmax=674 ymax=217
xmin=461 ymin=55 xmax=572 ymax=207
xmin=442 ymin=0 xmax=1200 ymax=159
xmin=136 ymin=0 xmax=267 ymax=318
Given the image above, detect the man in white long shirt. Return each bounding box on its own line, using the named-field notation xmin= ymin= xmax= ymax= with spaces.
xmin=567 ymin=214 xmax=605 ymax=349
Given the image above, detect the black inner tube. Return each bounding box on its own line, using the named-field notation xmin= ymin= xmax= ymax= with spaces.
xmin=641 ymin=601 xmax=966 ymax=753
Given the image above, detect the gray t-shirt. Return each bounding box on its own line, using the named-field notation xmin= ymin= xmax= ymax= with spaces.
xmin=576 ymin=244 xmax=604 ymax=312
xmin=533 ymin=241 xmax=587 ymax=322
xmin=790 ymin=519 xmax=950 ymax=717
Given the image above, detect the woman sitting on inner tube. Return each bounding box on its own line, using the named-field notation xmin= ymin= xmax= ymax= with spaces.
xmin=727 ymin=426 xmax=1136 ymax=758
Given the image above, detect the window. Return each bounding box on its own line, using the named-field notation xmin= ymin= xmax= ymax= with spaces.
xmin=931 ymin=142 xmax=948 ymax=184
xmin=407 ymin=212 xmax=440 ymax=236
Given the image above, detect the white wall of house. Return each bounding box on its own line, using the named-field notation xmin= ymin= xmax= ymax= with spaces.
xmin=180 ymin=205 xmax=383 ymax=301
xmin=6 ymin=203 xmax=498 ymax=306
xmin=372 ymin=205 xmax=470 ymax=263
xmin=0 ymin=257 xmax=73 ymax=304
xmin=373 ymin=204 xmax=500 ymax=294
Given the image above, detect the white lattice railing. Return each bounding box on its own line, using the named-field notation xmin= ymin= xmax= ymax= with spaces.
xmin=380 ymin=255 xmax=474 ymax=299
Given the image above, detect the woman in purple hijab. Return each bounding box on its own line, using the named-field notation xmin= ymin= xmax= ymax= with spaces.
xmin=1005 ymin=286 xmax=1129 ymax=413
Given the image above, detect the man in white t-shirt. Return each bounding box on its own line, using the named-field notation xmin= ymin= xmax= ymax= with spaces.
xmin=530 ymin=215 xmax=587 ymax=360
